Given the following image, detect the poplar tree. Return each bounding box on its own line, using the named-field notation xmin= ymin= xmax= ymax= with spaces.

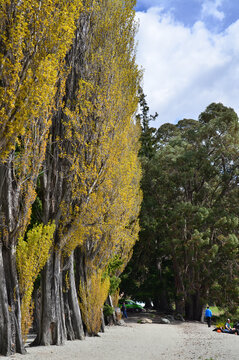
xmin=0 ymin=0 xmax=141 ymax=353
xmin=0 ymin=0 xmax=83 ymax=355
xmin=32 ymin=0 xmax=141 ymax=345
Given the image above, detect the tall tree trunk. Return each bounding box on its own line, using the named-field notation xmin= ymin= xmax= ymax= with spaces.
xmin=32 ymin=286 xmax=40 ymax=334
xmin=185 ymin=298 xmax=194 ymax=320
xmin=175 ymin=297 xmax=185 ymax=316
xmin=0 ymin=244 xmax=25 ymax=356
xmin=31 ymin=250 xmax=66 ymax=346
xmin=74 ymin=247 xmax=87 ymax=334
xmin=63 ymin=252 xmax=84 ymax=340
xmin=185 ymin=292 xmax=203 ymax=321
xmin=201 ymin=305 xmax=206 ymax=323
xmin=144 ymin=298 xmax=153 ymax=309
xmin=104 ymin=295 xmax=116 ymax=326
xmin=74 ymin=247 xmax=87 ymax=290
xmin=193 ymin=292 xmax=203 ymax=321
xmin=172 ymin=257 xmax=185 ymax=315
xmin=152 ymin=296 xmax=160 ymax=310
xmin=100 ymin=309 xmax=105 ymax=333
xmin=159 ymin=288 xmax=172 ymax=313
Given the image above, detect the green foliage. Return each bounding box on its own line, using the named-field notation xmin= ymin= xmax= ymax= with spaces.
xmin=109 ymin=276 xmax=121 ymax=296
xmin=136 ymin=87 xmax=158 ymax=159
xmin=104 ymin=256 xmax=124 ymax=295
xmin=122 ymin=101 xmax=239 ymax=317
xmin=103 ymin=304 xmax=114 ymax=317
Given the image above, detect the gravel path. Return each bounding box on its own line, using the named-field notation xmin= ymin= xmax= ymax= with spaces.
xmin=2 ymin=318 xmax=239 ymax=360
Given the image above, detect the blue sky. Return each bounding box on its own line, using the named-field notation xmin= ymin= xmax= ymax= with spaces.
xmin=135 ymin=0 xmax=239 ymax=126
xmin=136 ymin=0 xmax=239 ymax=31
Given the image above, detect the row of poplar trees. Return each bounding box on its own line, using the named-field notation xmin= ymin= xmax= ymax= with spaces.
xmin=0 ymin=0 xmax=142 ymax=356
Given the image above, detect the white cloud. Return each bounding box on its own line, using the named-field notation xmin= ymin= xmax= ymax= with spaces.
xmin=136 ymin=7 xmax=239 ymax=127
xmin=201 ymin=0 xmax=225 ymax=21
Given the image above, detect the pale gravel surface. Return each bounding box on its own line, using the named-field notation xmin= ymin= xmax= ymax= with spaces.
xmin=2 ymin=319 xmax=239 ymax=360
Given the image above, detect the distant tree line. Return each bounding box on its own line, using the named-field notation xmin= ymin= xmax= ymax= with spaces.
xmin=121 ymin=93 xmax=239 ymax=321
xmin=0 ymin=0 xmax=142 ymax=356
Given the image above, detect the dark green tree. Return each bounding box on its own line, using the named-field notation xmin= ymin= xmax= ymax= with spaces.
xmin=121 ymin=102 xmax=239 ymax=319
xmin=121 ymin=91 xmax=175 ymax=311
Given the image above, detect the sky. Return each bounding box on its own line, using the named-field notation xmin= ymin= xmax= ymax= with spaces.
xmin=135 ymin=0 xmax=239 ymax=127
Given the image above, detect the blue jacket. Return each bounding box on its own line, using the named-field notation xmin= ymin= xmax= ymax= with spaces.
xmin=205 ymin=308 xmax=212 ymax=317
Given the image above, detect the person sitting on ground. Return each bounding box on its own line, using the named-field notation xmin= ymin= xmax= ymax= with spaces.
xmin=225 ymin=319 xmax=233 ymax=331
xmin=224 ymin=319 xmax=238 ymax=334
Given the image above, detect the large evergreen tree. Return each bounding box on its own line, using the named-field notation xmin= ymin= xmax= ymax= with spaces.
xmin=121 ymin=102 xmax=239 ymax=320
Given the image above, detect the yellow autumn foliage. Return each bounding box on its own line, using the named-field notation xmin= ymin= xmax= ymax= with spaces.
xmin=0 ymin=0 xmax=142 ymax=350
xmin=0 ymin=0 xmax=83 ymax=250
xmin=16 ymin=222 xmax=55 ymax=341
xmin=76 ymin=120 xmax=142 ymax=273
xmin=79 ymin=268 xmax=110 ymax=335
xmin=111 ymin=288 xmax=120 ymax=308
xmin=59 ymin=0 xmax=141 ymax=261
xmin=54 ymin=9 xmax=142 ymax=339
xmin=0 ymin=0 xmax=82 ymax=160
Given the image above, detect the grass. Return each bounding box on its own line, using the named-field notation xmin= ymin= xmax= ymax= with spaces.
xmin=210 ymin=306 xmax=224 ymax=316
xmin=210 ymin=306 xmax=239 ymax=327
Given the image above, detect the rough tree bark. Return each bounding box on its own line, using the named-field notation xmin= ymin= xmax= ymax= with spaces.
xmin=31 ymin=6 xmax=92 ymax=343
xmin=104 ymin=295 xmax=116 ymax=326
xmin=74 ymin=247 xmax=87 ymax=294
xmin=185 ymin=292 xmax=203 ymax=321
xmin=31 ymin=106 xmax=68 ymax=345
xmin=0 ymin=159 xmax=31 ymax=355
xmin=63 ymin=252 xmax=84 ymax=340
xmin=31 ymin=250 xmax=66 ymax=346
xmin=0 ymin=244 xmax=25 ymax=356
xmin=173 ymin=259 xmax=185 ymax=316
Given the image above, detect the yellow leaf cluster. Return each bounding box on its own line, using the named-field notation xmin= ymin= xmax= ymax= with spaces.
xmin=0 ymin=0 xmax=83 ymax=159
xmin=111 ymin=288 xmax=120 ymax=308
xmin=59 ymin=0 xmax=142 ymax=265
xmin=79 ymin=268 xmax=110 ymax=335
xmin=16 ymin=222 xmax=55 ymax=341
xmin=0 ymin=0 xmax=83 ymax=251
